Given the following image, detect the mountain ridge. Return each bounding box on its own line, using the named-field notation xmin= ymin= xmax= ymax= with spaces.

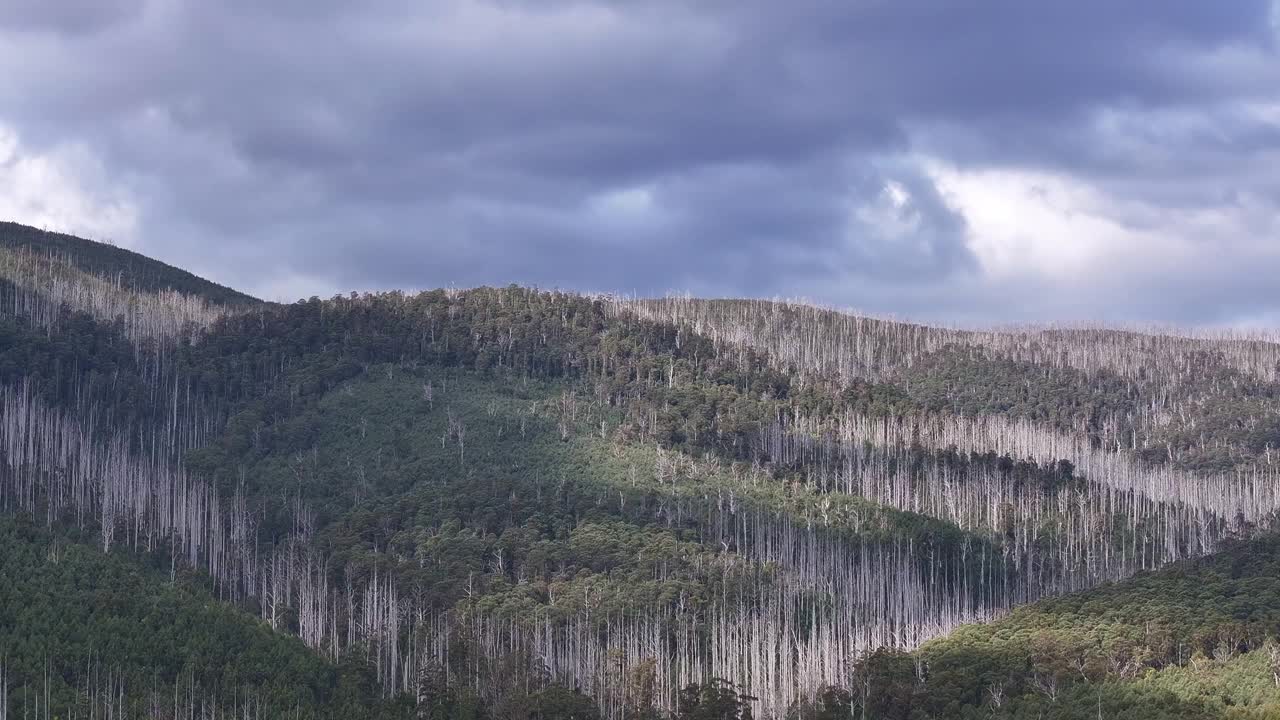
xmin=0 ymin=220 xmax=1278 ymax=719
xmin=0 ymin=221 xmax=261 ymax=306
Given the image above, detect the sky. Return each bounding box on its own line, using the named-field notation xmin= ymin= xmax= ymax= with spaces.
xmin=1 ymin=1 xmax=1278 ymax=326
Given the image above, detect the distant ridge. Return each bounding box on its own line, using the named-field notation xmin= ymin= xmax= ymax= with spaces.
xmin=0 ymin=221 xmax=260 ymax=306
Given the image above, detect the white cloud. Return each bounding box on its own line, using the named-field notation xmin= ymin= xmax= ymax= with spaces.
xmin=589 ymin=185 xmax=656 ymax=219
xmin=926 ymin=161 xmax=1176 ymax=281
xmin=0 ymin=123 xmax=139 ymax=246
xmin=854 ymin=179 xmax=922 ymax=240
xmin=916 ymin=154 xmax=1280 ymax=326
xmin=585 ymin=184 xmax=671 ymax=240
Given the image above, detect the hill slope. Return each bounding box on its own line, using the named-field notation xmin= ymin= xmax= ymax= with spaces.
xmin=0 ymin=517 xmax=412 ymax=718
xmin=0 ymin=221 xmax=260 ymax=306
xmin=0 ymin=221 xmax=1278 ymax=719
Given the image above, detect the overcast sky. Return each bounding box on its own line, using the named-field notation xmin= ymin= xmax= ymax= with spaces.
xmin=2 ymin=1 xmax=1278 ymax=326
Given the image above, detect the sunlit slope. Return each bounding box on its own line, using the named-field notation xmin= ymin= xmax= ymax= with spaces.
xmin=621 ymin=296 xmax=1280 ymax=472
xmin=183 ymin=367 xmax=1007 ymax=713
xmin=874 ymin=533 xmax=1280 ymax=719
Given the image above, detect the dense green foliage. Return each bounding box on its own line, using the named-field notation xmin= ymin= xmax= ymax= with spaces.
xmin=0 ymin=285 xmax=162 ymax=430
xmin=0 ymin=516 xmax=413 ymax=718
xmin=823 ymin=534 xmax=1280 ymax=719
xmin=901 ymin=344 xmax=1280 ymax=473
xmin=185 ymin=368 xmax=985 ymax=622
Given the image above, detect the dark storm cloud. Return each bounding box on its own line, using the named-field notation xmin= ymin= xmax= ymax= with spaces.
xmin=0 ymin=0 xmax=1277 ymax=323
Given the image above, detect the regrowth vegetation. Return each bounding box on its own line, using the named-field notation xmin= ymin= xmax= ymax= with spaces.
xmin=1 ymin=223 xmax=1279 ymax=719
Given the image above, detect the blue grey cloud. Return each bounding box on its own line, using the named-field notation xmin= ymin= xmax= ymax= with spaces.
xmin=0 ymin=0 xmax=1277 ymax=324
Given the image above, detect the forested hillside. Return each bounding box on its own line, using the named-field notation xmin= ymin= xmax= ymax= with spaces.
xmin=1 ymin=222 xmax=1278 ymax=719
xmin=0 ymin=223 xmax=259 ymax=307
